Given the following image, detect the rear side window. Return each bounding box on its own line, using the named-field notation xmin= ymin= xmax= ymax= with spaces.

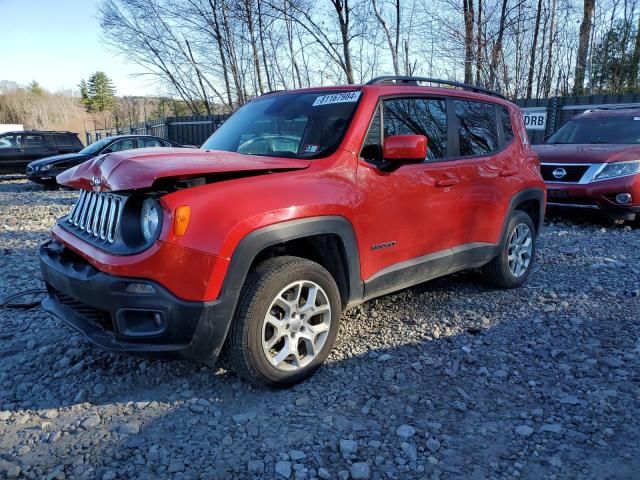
xmin=139 ymin=138 xmax=164 ymax=148
xmin=0 ymin=134 xmax=21 ymax=149
xmin=499 ymin=107 xmax=514 ymax=143
xmin=383 ymin=98 xmax=448 ymax=160
xmin=109 ymin=139 xmax=136 ymax=152
xmin=53 ymin=134 xmax=73 ymax=148
xmin=24 ymin=135 xmax=45 ymax=148
xmin=454 ymin=100 xmax=499 ymax=156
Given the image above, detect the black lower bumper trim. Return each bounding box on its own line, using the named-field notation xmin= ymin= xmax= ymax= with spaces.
xmin=39 ymin=240 xmax=237 ymax=362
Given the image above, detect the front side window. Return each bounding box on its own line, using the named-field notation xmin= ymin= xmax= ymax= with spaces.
xmin=201 ymin=90 xmax=361 ymax=159
xmin=547 ymin=117 xmax=640 ymax=144
xmin=455 ymin=100 xmax=499 ymax=156
xmin=384 ymin=98 xmax=448 ymax=161
xmin=360 ymin=98 xmax=448 ymax=162
xmin=0 ymin=134 xmax=22 ymax=149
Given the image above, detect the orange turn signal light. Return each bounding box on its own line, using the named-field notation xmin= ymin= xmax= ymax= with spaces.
xmin=173 ymin=206 xmax=190 ymax=236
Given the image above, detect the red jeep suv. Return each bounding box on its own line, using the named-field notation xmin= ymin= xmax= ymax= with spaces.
xmin=39 ymin=77 xmax=545 ymax=387
xmin=535 ymin=107 xmax=640 ymax=222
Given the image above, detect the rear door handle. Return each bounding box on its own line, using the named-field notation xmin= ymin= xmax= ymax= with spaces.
xmin=436 ymin=178 xmax=460 ymax=187
xmin=499 ymin=168 xmax=518 ymax=177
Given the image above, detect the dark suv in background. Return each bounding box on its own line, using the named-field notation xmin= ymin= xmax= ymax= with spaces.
xmin=534 ymin=107 xmax=640 ymax=222
xmin=0 ymin=131 xmax=83 ymax=174
xmin=26 ymin=135 xmax=183 ymax=186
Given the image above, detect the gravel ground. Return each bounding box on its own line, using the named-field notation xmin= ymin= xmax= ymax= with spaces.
xmin=1 ymin=177 xmax=639 ymax=480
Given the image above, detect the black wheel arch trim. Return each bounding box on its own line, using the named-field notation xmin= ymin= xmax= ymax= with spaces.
xmin=221 ymin=215 xmax=364 ymax=305
xmin=504 ymin=187 xmax=546 ymax=237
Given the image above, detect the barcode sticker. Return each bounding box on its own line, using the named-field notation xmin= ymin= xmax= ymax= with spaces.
xmin=313 ymin=91 xmax=361 ymax=106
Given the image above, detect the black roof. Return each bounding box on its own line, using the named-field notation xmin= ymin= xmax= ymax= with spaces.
xmin=0 ymin=130 xmax=78 ymax=135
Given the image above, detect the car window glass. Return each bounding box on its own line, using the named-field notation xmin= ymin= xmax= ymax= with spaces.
xmin=0 ymin=135 xmax=22 ymax=149
xmin=54 ymin=135 xmax=73 ymax=148
xmin=499 ymin=107 xmax=514 ymax=143
xmin=455 ymin=100 xmax=499 ymax=156
xmin=383 ymin=98 xmax=448 ymax=161
xmin=139 ymin=138 xmax=164 ymax=148
xmin=25 ymin=135 xmax=45 ymax=148
xmin=108 ymin=139 xmax=135 ymax=152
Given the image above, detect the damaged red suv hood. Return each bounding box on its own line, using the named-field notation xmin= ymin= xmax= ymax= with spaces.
xmin=533 ymin=143 xmax=640 ymax=164
xmin=57 ymin=148 xmax=310 ymax=192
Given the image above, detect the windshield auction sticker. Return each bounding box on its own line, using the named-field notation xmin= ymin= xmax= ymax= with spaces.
xmin=312 ymin=91 xmax=361 ymax=106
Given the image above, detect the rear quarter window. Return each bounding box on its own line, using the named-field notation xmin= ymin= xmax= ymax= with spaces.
xmin=499 ymin=107 xmax=514 ymax=144
xmin=454 ymin=100 xmax=499 ymax=156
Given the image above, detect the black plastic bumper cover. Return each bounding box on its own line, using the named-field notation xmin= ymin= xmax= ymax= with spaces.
xmin=39 ymin=240 xmax=236 ymax=363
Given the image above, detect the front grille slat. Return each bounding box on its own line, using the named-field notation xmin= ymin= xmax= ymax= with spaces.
xmin=65 ymin=190 xmax=125 ymax=244
xmin=541 ymin=164 xmax=590 ymax=183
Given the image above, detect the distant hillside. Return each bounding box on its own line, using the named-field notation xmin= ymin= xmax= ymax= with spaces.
xmin=0 ymin=80 xmax=194 ymax=144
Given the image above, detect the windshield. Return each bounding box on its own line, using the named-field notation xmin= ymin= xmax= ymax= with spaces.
xmin=547 ymin=117 xmax=640 ymax=144
xmin=201 ymin=90 xmax=361 ymax=158
xmin=80 ymin=137 xmax=113 ymax=154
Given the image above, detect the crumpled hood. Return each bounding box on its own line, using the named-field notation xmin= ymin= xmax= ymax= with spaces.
xmin=29 ymin=152 xmax=92 ymax=168
xmin=56 ymin=148 xmax=311 ymax=192
xmin=533 ymin=144 xmax=640 ymax=164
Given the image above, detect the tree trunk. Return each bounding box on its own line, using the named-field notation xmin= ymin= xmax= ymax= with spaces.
xmin=372 ymin=0 xmax=399 ymax=75
xmin=257 ymin=0 xmax=273 ymax=91
xmin=488 ymin=0 xmax=508 ymax=90
xmin=332 ymin=0 xmax=354 ymax=83
xmin=243 ymin=0 xmax=264 ymax=95
xmin=475 ymin=0 xmax=483 ymax=85
xmin=573 ymin=0 xmax=595 ymax=96
xmin=630 ymin=13 xmax=640 ymax=88
xmin=463 ymin=0 xmax=474 ymax=84
xmin=526 ymin=0 xmax=543 ymax=98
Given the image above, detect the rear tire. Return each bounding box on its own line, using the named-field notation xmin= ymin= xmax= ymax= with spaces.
xmin=482 ymin=210 xmax=536 ymax=288
xmin=227 ymin=256 xmax=342 ymax=388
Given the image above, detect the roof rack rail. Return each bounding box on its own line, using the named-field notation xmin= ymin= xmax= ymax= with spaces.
xmin=366 ymin=76 xmax=505 ymax=99
xmin=587 ymin=105 xmax=640 ymax=111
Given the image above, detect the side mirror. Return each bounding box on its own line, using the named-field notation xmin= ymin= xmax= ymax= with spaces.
xmin=383 ymin=135 xmax=428 ymax=162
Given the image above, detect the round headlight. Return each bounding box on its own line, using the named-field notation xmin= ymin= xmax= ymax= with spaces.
xmin=140 ymin=199 xmax=161 ymax=243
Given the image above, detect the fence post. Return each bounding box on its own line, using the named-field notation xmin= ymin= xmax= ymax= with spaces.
xmin=545 ymin=97 xmax=559 ymax=140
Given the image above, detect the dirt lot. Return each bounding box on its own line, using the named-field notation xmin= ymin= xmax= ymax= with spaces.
xmin=1 ymin=177 xmax=639 ymax=480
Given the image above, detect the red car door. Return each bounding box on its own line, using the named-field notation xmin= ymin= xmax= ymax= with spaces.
xmin=355 ymin=97 xmax=468 ymax=287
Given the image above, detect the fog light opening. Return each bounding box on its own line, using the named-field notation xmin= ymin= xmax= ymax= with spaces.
xmin=116 ymin=309 xmax=167 ymax=337
xmin=124 ymin=283 xmax=156 ymax=294
xmin=615 ymin=193 xmax=632 ymax=204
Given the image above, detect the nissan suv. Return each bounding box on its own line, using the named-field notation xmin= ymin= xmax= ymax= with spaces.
xmin=535 ymin=107 xmax=640 ymax=222
xmin=39 ymin=77 xmax=545 ymax=387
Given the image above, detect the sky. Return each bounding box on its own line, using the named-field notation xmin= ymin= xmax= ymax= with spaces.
xmin=0 ymin=0 xmax=156 ymax=96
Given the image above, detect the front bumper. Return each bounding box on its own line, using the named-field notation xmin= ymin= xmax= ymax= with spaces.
xmin=39 ymin=240 xmax=235 ymax=362
xmin=27 ymin=171 xmax=58 ymax=184
xmin=546 ymin=175 xmax=640 ymax=220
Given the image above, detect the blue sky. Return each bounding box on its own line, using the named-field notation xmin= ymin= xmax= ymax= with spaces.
xmin=0 ymin=0 xmax=156 ymax=96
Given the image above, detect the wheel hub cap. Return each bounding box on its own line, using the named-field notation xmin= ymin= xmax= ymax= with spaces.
xmin=507 ymin=223 xmax=533 ymax=277
xmin=261 ymin=280 xmax=332 ymax=372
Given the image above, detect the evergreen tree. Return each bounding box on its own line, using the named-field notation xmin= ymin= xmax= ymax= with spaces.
xmin=88 ymin=71 xmax=116 ymax=112
xmin=28 ymin=81 xmax=43 ymax=96
xmin=78 ymin=72 xmax=116 ymax=113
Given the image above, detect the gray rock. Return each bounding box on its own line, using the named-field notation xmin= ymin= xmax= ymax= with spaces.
xmin=289 ymin=450 xmax=306 ymax=461
xmin=351 ymin=462 xmax=370 ymax=479
xmin=318 ymin=467 xmax=331 ymax=479
xmin=248 ymin=460 xmax=265 ymax=474
xmin=426 ymin=438 xmax=441 ymax=452
xmin=382 ymin=367 xmax=395 ymax=381
xmin=81 ymin=415 xmax=101 ymax=429
xmin=339 ymin=439 xmax=358 ymax=455
xmin=452 ymin=400 xmax=467 ymax=412
xmin=119 ymin=422 xmax=140 ymax=434
xmin=232 ymin=410 xmax=257 ymax=424
xmin=541 ymin=423 xmax=562 ymax=434
xmin=275 ymin=460 xmax=292 ymax=478
xmin=515 ymin=425 xmax=534 ymax=437
xmin=395 ymin=424 xmax=416 ymax=439
xmin=102 ymin=471 xmax=116 ymax=480
xmin=600 ymin=356 xmax=624 ymax=368
xmin=0 ymin=459 xmax=21 ymax=479
xmin=167 ymin=462 xmax=185 ymax=473
xmin=401 ymin=442 xmax=417 ymax=461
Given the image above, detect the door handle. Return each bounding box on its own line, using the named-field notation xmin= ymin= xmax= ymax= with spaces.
xmin=499 ymin=168 xmax=518 ymax=177
xmin=435 ymin=178 xmax=459 ymax=187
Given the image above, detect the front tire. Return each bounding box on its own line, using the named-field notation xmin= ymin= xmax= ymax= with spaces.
xmin=482 ymin=210 xmax=536 ymax=288
xmin=227 ymin=256 xmax=342 ymax=388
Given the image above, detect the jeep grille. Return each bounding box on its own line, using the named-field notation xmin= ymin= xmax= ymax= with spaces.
xmin=66 ymin=190 xmax=124 ymax=243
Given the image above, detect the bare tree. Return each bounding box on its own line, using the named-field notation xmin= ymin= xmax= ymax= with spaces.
xmin=574 ymin=0 xmax=596 ymax=95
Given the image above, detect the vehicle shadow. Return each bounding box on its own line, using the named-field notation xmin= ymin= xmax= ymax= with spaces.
xmin=2 ymin=267 xmax=638 ymax=479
